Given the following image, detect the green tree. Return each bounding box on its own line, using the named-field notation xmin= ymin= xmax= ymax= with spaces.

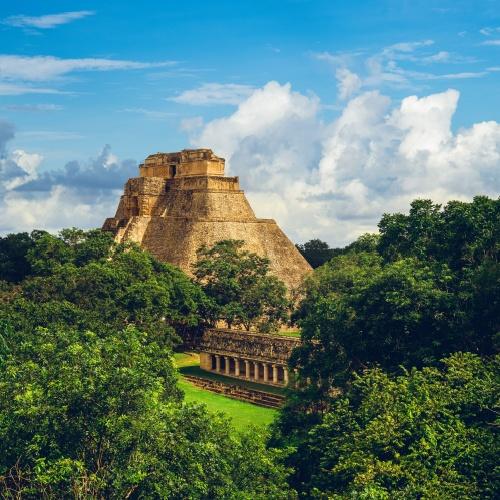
xmin=296 ymin=235 xmax=379 ymax=269
xmin=376 ymin=196 xmax=499 ymax=355
xmin=0 ymin=232 xmax=34 ymax=283
xmin=273 ymin=197 xmax=499 ymax=496
xmin=288 ymin=198 xmax=498 ymax=399
xmin=0 ymin=324 xmax=294 ymax=498
xmin=1 ymin=229 xmax=205 ymax=348
xmin=286 ymin=353 xmax=499 ymax=499
xmin=26 ymin=230 xmax=76 ymax=276
xmin=296 ymin=239 xmax=335 ymax=268
xmin=23 ymin=227 xmax=117 ymax=276
xmin=292 ymin=253 xmax=462 ymax=392
xmin=194 ymin=240 xmax=289 ymax=332
xmin=377 ymin=196 xmax=499 ymax=271
xmin=59 ymin=227 xmax=116 ymax=266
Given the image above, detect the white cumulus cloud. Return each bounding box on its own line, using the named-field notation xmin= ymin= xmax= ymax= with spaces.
xmin=335 ymin=68 xmax=362 ymax=100
xmin=188 ymin=82 xmax=500 ymax=246
xmin=195 ymin=81 xmax=319 ymax=163
xmin=2 ymin=186 xmax=119 ymax=234
xmin=2 ymin=149 xmax=43 ymax=189
xmin=0 ymin=125 xmax=136 ymax=234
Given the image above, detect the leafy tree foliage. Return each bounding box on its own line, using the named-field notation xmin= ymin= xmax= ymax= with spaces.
xmin=378 ymin=196 xmax=499 ymax=271
xmin=296 ymin=235 xmax=379 ymax=269
xmin=194 ymin=240 xmax=289 ymax=332
xmin=296 ymin=239 xmax=336 ymax=268
xmin=292 ymin=253 xmax=481 ymax=390
xmin=1 ymin=228 xmax=205 ymax=347
xmin=0 ymin=324 xmax=294 ymax=498
xmin=273 ymin=196 xmax=499 ymax=497
xmin=0 ymin=229 xmax=295 ymax=498
xmin=0 ymin=232 xmax=34 ymax=283
xmin=285 ymin=353 xmax=499 ymax=499
xmin=290 ymin=197 xmax=498 ymax=395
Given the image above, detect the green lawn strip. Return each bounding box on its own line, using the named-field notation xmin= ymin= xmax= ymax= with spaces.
xmin=173 ymin=351 xmax=200 ymax=368
xmin=278 ymin=329 xmax=301 ymax=338
xmin=178 ymin=377 xmax=277 ymax=432
xmin=175 ymin=351 xmax=285 ymax=432
xmin=179 ymin=365 xmax=287 ymax=396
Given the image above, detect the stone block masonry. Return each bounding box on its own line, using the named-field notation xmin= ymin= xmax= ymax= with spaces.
xmin=103 ymin=148 xmax=311 ymax=290
xmin=199 ymin=329 xmax=301 ymax=387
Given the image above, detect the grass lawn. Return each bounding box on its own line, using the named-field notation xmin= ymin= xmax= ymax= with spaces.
xmin=174 ymin=352 xmax=278 ymax=431
xmin=174 ymin=351 xmax=200 ymax=368
xmin=278 ymin=329 xmax=301 ymax=338
xmin=178 ymin=378 xmax=277 ymax=432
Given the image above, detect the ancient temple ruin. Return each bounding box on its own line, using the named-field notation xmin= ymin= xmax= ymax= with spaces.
xmin=199 ymin=329 xmax=301 ymax=387
xmin=103 ymin=148 xmax=311 ymax=289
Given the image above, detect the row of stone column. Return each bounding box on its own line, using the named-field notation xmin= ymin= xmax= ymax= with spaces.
xmin=212 ymin=354 xmax=289 ymax=385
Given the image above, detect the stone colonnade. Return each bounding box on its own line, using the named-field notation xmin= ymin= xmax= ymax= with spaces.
xmin=201 ymin=352 xmax=290 ymax=386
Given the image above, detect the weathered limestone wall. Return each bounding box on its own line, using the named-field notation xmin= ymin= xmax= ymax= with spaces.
xmin=140 ymin=149 xmax=225 ymax=178
xmin=169 ymin=175 xmax=241 ymax=192
xmin=161 ymin=182 xmax=255 ymax=219
xmin=198 ymin=328 xmax=301 ymax=387
xmin=200 ymin=352 xmax=212 ymax=370
xmin=200 ymin=329 xmax=300 ymax=364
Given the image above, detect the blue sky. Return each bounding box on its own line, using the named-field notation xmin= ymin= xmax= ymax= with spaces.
xmin=1 ymin=0 xmax=499 ymax=244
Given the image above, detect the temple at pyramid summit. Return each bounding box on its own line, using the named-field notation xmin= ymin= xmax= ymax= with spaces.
xmin=103 ymin=149 xmax=311 ymax=289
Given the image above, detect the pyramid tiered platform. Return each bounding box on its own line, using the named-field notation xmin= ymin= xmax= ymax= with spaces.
xmin=103 ymin=149 xmax=311 ymax=289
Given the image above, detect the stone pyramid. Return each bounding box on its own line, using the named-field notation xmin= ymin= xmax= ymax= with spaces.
xmin=103 ymin=149 xmax=311 ymax=289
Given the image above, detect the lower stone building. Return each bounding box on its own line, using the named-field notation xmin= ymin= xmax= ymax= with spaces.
xmin=199 ymin=329 xmax=301 ymax=387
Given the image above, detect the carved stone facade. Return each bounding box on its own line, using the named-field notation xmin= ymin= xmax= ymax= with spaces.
xmin=103 ymin=148 xmax=311 ymax=290
xmin=199 ymin=329 xmax=301 ymax=387
xmin=140 ymin=149 xmax=225 ymax=178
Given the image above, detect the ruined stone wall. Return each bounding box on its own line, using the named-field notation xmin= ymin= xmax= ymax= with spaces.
xmin=176 ymin=159 xmax=224 ymax=177
xmin=140 ymin=149 xmax=225 ymax=178
xmin=111 ymin=177 xmax=169 ymax=219
xmin=168 ymin=176 xmax=241 ymax=192
xmin=199 ymin=329 xmax=301 ymax=364
xmin=183 ymin=375 xmax=285 ymax=408
xmin=161 ymin=182 xmax=255 ymax=219
xmin=126 ymin=177 xmax=167 ymax=195
xmin=106 ymin=175 xmax=253 ymax=220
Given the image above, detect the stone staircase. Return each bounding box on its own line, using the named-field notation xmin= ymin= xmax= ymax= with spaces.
xmin=182 ymin=375 xmax=285 ymax=409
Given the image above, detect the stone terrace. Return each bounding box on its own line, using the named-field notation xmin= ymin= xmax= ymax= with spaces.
xmin=199 ymin=329 xmax=301 ymax=387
